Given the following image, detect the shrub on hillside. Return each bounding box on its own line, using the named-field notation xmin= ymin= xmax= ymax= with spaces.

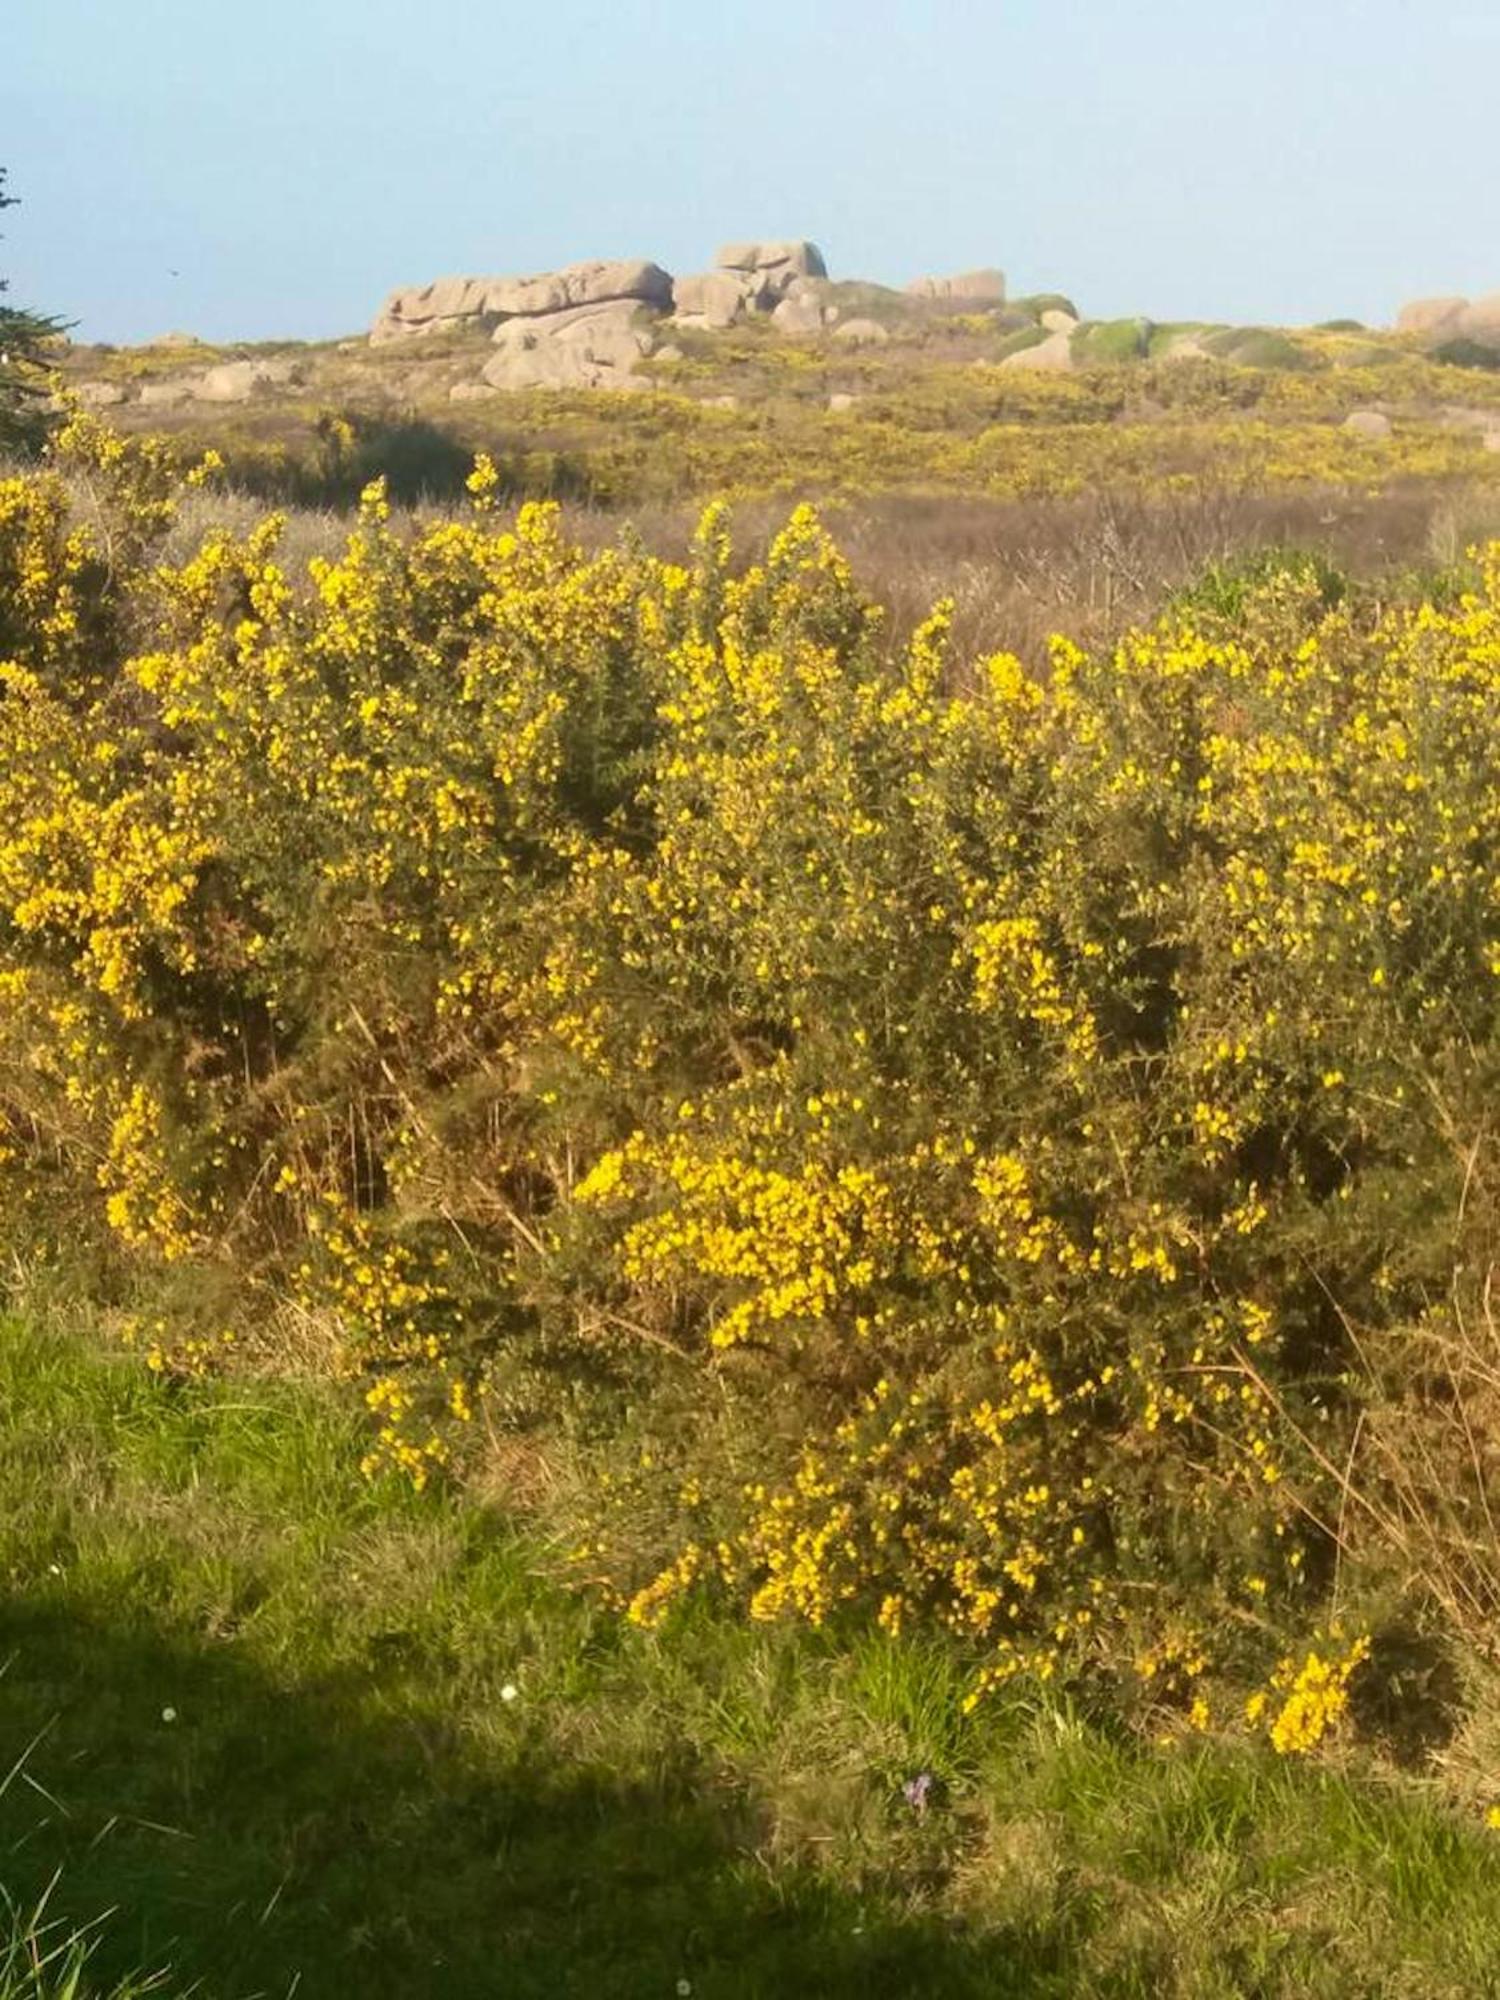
xmin=2 ymin=417 xmax=1499 ymax=1741
xmin=1204 ymin=327 xmax=1318 ymax=372
xmin=1430 ymin=337 xmax=1500 ymax=374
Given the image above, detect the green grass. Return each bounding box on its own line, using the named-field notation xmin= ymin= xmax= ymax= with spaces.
xmin=3 ymin=1314 xmax=1500 ymax=1997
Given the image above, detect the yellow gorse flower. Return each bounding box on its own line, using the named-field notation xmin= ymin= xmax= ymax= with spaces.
xmin=2 ymin=426 xmax=1496 ymax=1738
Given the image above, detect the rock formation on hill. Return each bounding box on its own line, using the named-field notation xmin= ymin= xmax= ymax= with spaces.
xmin=769 ymin=286 xmax=835 ymax=334
xmin=713 ymin=239 xmax=827 ymax=296
xmin=481 ymin=299 xmax=659 ymax=392
xmin=1396 ymin=295 xmax=1500 ymax=348
xmin=371 ymin=259 xmax=673 ymax=344
xmin=363 ymin=240 xmax=1049 ymax=391
xmin=373 ymin=245 xmax=840 ymax=389
xmin=671 ymin=271 xmax=756 ymax=329
xmin=998 ymin=325 xmax=1075 ymax=372
xmin=73 ymin=357 xmax=303 ymax=408
xmin=905 ymin=269 xmax=1006 ymax=305
xmin=670 ymin=242 xmax=829 ymax=328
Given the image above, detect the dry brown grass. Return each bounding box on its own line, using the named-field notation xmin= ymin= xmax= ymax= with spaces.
xmin=143 ymin=476 xmax=1500 ymax=669
xmin=568 ymin=481 xmax=1500 ymax=662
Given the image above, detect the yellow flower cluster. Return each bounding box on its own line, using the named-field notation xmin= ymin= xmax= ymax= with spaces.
xmin=1247 ymin=1634 xmax=1371 ymax=1754
xmin=2 ymin=425 xmax=1496 ymax=1736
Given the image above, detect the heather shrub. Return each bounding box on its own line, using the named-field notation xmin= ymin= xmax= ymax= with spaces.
xmin=3 ymin=419 xmax=1500 ymax=1743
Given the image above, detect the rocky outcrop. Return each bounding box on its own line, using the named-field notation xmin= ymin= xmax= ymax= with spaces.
xmin=832 ymin=318 xmax=888 ymax=347
xmin=1396 ymin=297 xmax=1468 ymax=340
xmin=905 ymin=269 xmax=1006 ymax=305
xmin=714 ymin=240 xmax=826 ymax=302
xmin=138 ymin=379 xmax=193 ymax=408
xmin=671 ymin=244 xmax=831 ymax=329
xmin=487 ymin=260 xmax=671 ymax=319
xmin=192 ymin=359 xmax=298 ymax=403
xmin=1342 ymin=409 xmax=1392 ymax=439
xmin=1457 ymin=295 xmax=1500 ymax=343
xmin=671 ymin=271 xmax=753 ymax=329
xmin=74 ymin=380 xmax=127 ymax=408
xmin=770 ymin=291 xmax=830 ymax=334
xmin=372 ymin=260 xmax=672 ymax=343
xmin=480 ymin=298 xmax=657 ymax=392
xmin=374 ymin=242 xmax=836 ymax=374
xmin=371 ymin=275 xmax=487 ymax=341
xmin=1396 ymin=295 xmax=1500 ymax=347
xmin=998 ymin=327 xmax=1074 ymax=373
xmin=1157 ymin=333 xmax=1212 ymax=364
xmin=62 ymin=358 xmax=299 ymax=411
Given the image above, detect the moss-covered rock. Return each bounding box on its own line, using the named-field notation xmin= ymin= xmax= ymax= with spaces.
xmin=1071 ymin=318 xmax=1153 ymax=365
xmin=1203 ymin=327 xmax=1316 ymax=372
xmin=1011 ymin=292 xmax=1081 ymax=323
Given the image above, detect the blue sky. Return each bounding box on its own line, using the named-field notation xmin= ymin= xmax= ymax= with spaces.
xmin=5 ymin=0 xmax=1499 ymax=344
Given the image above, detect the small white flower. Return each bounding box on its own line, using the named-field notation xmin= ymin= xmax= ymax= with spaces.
xmin=161 ymin=1706 xmax=178 ymax=1723
xmin=676 ymin=1982 xmax=692 ymax=1997
xmin=500 ymin=1683 xmax=519 ymax=1703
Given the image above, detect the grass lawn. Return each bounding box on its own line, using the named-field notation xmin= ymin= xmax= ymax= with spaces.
xmin=2 ymin=1312 xmax=1499 ymax=1998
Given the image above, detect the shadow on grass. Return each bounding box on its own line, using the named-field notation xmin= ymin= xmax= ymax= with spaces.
xmin=221 ymin=414 xmax=599 ymax=512
xmin=0 ymin=1597 xmax=1043 ymax=2000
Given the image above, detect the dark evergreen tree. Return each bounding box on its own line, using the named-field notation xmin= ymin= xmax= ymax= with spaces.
xmin=1 ymin=169 xmax=67 ymax=451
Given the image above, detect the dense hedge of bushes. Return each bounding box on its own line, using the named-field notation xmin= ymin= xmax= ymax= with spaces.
xmin=3 ymin=415 xmax=1498 ymax=1744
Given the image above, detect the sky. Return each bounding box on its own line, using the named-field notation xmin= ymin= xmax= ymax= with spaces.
xmin=5 ymin=0 xmax=1499 ymax=346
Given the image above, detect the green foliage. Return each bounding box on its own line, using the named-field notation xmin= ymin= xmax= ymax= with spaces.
xmin=1204 ymin=326 xmax=1317 ymax=371
xmin=0 ymin=170 xmax=66 ymax=454
xmin=284 ymin=407 xmax=477 ymax=506
xmin=1167 ymin=543 xmax=1348 ymax=620
xmin=0 ymin=1894 xmax=168 ymax=2000
xmin=0 ymin=1735 xmax=171 ymax=1999
xmin=1070 ymin=317 xmax=1153 ymax=364
xmin=1430 ymin=337 xmax=1500 ymax=373
xmin=1009 ymin=293 xmax=1080 ymax=322
xmin=5 ymin=438 xmax=1500 ymax=1753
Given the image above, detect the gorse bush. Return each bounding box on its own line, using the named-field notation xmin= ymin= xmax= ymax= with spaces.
xmin=1166 ymin=544 xmax=1348 ymax=622
xmin=4 ymin=415 xmax=1500 ymax=1743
